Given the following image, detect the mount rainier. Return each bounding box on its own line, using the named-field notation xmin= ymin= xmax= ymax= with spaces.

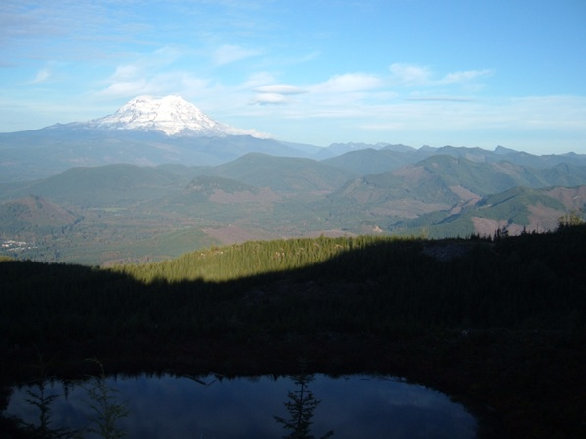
xmin=87 ymin=95 xmax=266 ymax=137
xmin=0 ymin=95 xmax=317 ymax=182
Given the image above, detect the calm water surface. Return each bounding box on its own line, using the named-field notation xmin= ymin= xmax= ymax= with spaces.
xmin=4 ymin=373 xmax=477 ymax=438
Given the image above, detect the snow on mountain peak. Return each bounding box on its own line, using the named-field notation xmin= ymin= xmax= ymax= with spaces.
xmin=89 ymin=95 xmax=266 ymax=137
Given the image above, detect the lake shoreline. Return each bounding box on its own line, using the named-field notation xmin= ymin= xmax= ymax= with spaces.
xmin=2 ymin=329 xmax=585 ymax=439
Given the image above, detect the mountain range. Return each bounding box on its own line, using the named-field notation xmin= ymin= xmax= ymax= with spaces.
xmin=1 ymin=95 xmax=585 ymax=264
xmin=0 ymin=95 xmax=321 ymax=182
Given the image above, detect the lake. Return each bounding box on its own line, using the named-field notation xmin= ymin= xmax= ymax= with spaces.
xmin=4 ymin=373 xmax=477 ymax=438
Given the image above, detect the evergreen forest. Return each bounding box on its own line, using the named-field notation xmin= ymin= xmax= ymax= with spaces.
xmin=1 ymin=225 xmax=585 ymax=438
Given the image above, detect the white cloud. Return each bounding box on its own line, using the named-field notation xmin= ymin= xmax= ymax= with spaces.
xmin=240 ymin=72 xmax=278 ymax=88
xmin=31 ymin=67 xmax=51 ymax=84
xmin=86 ymin=49 xmax=584 ymax=154
xmin=252 ymin=84 xmax=306 ymax=105
xmin=389 ymin=63 xmax=432 ymax=86
xmin=253 ymin=93 xmax=288 ymax=105
xmin=439 ymin=69 xmax=492 ymax=85
xmin=152 ymin=46 xmax=184 ymax=64
xmin=499 ymin=95 xmax=586 ymax=130
xmin=95 ymin=45 xmax=213 ymax=99
xmin=97 ymin=70 xmax=211 ymax=99
xmin=312 ymin=73 xmax=383 ymax=93
xmin=355 ymin=95 xmax=586 ymax=134
xmin=282 ymin=50 xmax=321 ymax=65
xmin=389 ymin=63 xmax=492 ymax=87
xmin=110 ymin=65 xmax=139 ymax=81
xmin=213 ymin=44 xmax=260 ymax=65
xmin=97 ymin=79 xmax=148 ymax=98
xmin=405 ymin=96 xmax=475 ymax=102
xmin=255 ymin=84 xmax=306 ymax=95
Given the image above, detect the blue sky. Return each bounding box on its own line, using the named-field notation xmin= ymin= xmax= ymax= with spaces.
xmin=1 ymin=0 xmax=585 ymax=154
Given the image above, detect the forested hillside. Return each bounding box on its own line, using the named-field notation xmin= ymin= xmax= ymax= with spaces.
xmin=2 ymin=226 xmax=584 ymax=348
xmin=1 ymin=147 xmax=586 ymax=265
xmin=1 ymin=226 xmax=585 ymax=438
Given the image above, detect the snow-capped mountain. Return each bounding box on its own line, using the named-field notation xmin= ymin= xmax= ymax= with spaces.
xmin=88 ymin=95 xmax=265 ymax=137
xmin=0 ymin=95 xmax=319 ymax=182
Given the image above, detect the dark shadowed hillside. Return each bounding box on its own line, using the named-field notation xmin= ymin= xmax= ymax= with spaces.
xmin=1 ymin=227 xmax=585 ymax=438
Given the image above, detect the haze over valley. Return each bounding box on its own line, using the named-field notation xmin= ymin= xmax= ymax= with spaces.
xmin=1 ymin=95 xmax=585 ymax=265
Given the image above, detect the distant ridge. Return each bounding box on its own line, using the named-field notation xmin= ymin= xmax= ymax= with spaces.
xmin=1 ymin=96 xmax=586 ymax=183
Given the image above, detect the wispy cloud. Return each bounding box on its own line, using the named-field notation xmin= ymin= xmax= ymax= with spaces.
xmin=213 ymin=44 xmax=260 ymax=65
xmin=255 ymin=84 xmax=306 ymax=95
xmin=405 ymin=96 xmax=476 ymax=102
xmin=0 ymin=0 xmax=124 ymax=51
xmin=253 ymin=93 xmax=288 ymax=105
xmin=312 ymin=73 xmax=383 ymax=93
xmin=246 ymin=72 xmax=387 ymax=109
xmin=95 ymin=46 xmax=210 ymax=98
xmin=91 ymin=58 xmax=583 ymax=148
xmin=357 ymin=95 xmax=586 ymax=133
xmin=31 ymin=67 xmax=51 ymax=84
xmin=389 ymin=63 xmax=492 ymax=87
xmin=500 ymin=95 xmax=586 ymax=130
xmin=97 ymin=70 xmax=211 ymax=99
xmin=241 ymin=72 xmax=278 ymax=88
xmin=252 ymin=84 xmax=307 ymax=105
xmin=109 ymin=65 xmax=140 ymax=82
xmin=440 ymin=69 xmax=492 ymax=85
xmin=0 ymin=1 xmax=69 ymax=43
xmin=389 ymin=63 xmax=432 ymax=86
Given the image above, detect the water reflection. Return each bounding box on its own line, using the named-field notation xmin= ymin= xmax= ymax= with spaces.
xmin=3 ymin=373 xmax=477 ymax=438
xmin=274 ymin=374 xmax=333 ymax=439
xmin=19 ymin=376 xmax=79 ymax=438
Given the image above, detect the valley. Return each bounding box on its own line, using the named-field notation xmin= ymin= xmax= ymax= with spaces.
xmin=1 ymin=96 xmax=585 ymax=265
xmin=1 ymin=96 xmax=586 ymax=438
xmin=1 ymin=148 xmax=586 ymax=265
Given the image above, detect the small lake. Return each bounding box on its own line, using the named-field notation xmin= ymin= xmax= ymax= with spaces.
xmin=3 ymin=373 xmax=477 ymax=438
